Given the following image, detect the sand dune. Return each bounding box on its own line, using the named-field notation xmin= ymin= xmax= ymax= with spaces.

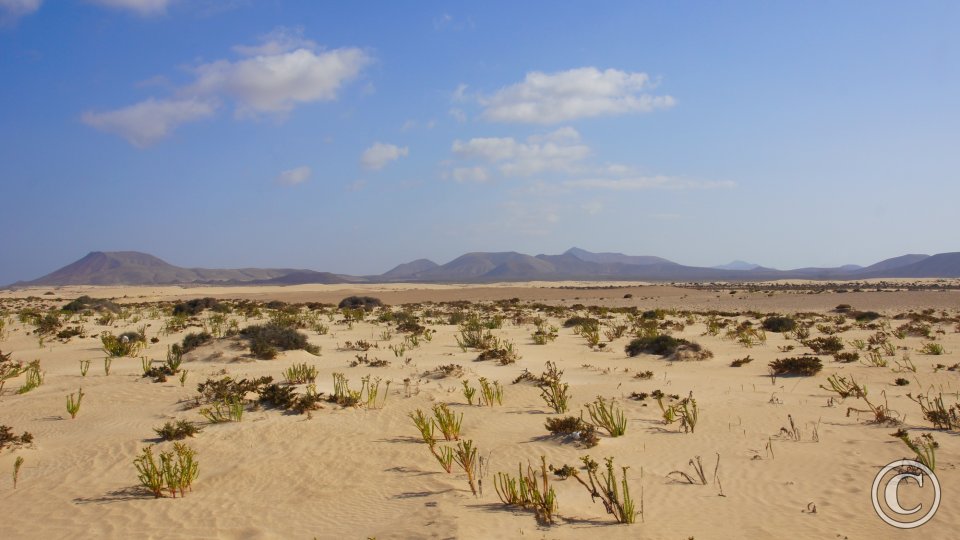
xmin=2 ymin=282 xmax=959 ymax=538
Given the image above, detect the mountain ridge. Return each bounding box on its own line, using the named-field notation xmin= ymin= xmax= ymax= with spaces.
xmin=9 ymin=248 xmax=958 ymax=287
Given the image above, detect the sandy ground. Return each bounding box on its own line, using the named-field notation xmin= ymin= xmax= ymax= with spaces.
xmin=2 ymin=282 xmax=959 ymax=539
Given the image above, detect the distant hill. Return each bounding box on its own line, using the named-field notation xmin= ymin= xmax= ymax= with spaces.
xmin=10 ymin=248 xmax=960 ymax=287
xmin=17 ymin=251 xmax=298 ymax=286
xmin=713 ymin=260 xmax=760 ymax=271
xmin=379 ymin=259 xmax=439 ymax=279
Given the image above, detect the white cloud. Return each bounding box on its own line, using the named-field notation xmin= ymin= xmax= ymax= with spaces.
xmin=232 ymin=27 xmax=316 ymax=57
xmin=87 ymin=0 xmax=172 ymax=16
xmin=479 ymin=67 xmax=675 ymax=124
xmin=80 ymin=98 xmax=216 ymax=147
xmin=361 ymin=142 xmax=409 ymax=170
xmin=275 ymin=166 xmax=311 ymax=186
xmin=187 ymin=46 xmax=370 ymax=116
xmin=562 ymin=177 xmax=736 ymax=190
xmin=448 ymin=108 xmax=467 ymax=123
xmin=0 ymin=0 xmax=41 ymax=21
xmin=451 ymin=166 xmax=489 ymax=183
xmin=451 ymin=127 xmax=590 ymax=177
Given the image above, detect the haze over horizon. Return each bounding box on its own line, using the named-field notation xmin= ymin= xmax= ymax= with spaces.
xmin=2 ymin=1 xmax=958 ymax=285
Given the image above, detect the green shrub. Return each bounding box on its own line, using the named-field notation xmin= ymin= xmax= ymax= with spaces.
xmin=762 ymin=316 xmax=796 ymax=333
xmin=241 ymin=323 xmax=319 ymax=359
xmin=172 ymin=298 xmax=225 ymax=316
xmin=180 ymin=332 xmax=212 ymax=354
xmin=769 ymin=356 xmax=823 ymax=377
xmin=338 ymin=296 xmax=383 ymax=310
xmin=154 ymin=420 xmax=202 ymax=441
xmin=563 ymin=316 xmax=599 ymax=328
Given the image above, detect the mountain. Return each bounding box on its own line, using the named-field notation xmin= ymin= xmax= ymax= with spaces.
xmin=713 ymin=260 xmax=760 ymax=271
xmin=380 ymin=259 xmax=439 ymax=280
xmin=860 ymin=252 xmax=960 ymax=278
xmin=564 ymin=247 xmax=673 ymax=266
xmin=11 ymin=248 xmax=960 ymax=287
xmin=18 ymin=251 xmax=298 ymax=286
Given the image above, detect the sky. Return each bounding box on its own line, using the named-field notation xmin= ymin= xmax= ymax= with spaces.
xmin=1 ymin=1 xmax=958 ymax=284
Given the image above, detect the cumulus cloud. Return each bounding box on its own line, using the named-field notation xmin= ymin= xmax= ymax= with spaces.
xmin=451 ymin=127 xmax=590 ymax=176
xmin=232 ymin=27 xmax=317 ymax=57
xmin=80 ymin=98 xmax=216 ymax=147
xmin=479 ymin=67 xmax=675 ymax=124
xmin=562 ymin=177 xmax=736 ymax=190
xmin=451 ymin=166 xmax=489 ymax=183
xmin=187 ymin=46 xmax=370 ymax=116
xmin=87 ymin=0 xmax=172 ymax=16
xmin=275 ymin=166 xmax=311 ymax=186
xmin=361 ymin=142 xmax=409 ymax=170
xmin=82 ymin=28 xmax=371 ymax=146
xmin=0 ymin=0 xmax=41 ymax=22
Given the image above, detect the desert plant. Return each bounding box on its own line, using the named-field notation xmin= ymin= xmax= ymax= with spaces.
xmin=199 ymin=397 xmax=244 ymax=423
xmin=13 ymin=456 xmax=24 ymax=489
xmin=66 ymin=388 xmax=85 ymax=419
xmin=410 ymin=409 xmax=436 ymax=446
xmin=494 ymin=456 xmax=558 ymax=525
xmin=569 ymin=456 xmax=638 ymax=524
xmin=762 ymin=316 xmax=796 ymax=333
xmin=0 ymin=426 xmax=34 ymax=450
xmin=17 ymin=360 xmax=43 ymax=394
xmin=820 ymin=374 xmax=866 ymax=399
xmin=730 ymin=355 xmax=753 ymax=367
xmin=769 ymin=356 xmax=822 ymax=377
xmin=101 ymin=331 xmax=143 ymax=357
xmin=906 ymin=392 xmax=959 ymax=430
xmin=0 ymin=352 xmax=25 ymax=392
xmin=539 ymin=361 xmax=571 ymax=413
xmin=433 ymin=403 xmax=463 ymax=441
xmin=360 ymin=375 xmax=390 ymax=409
xmin=134 ymin=446 xmax=165 ymax=498
xmin=585 ymin=396 xmax=627 ymax=437
xmin=155 ymin=420 xmax=202 ymax=441
xmin=478 ymin=377 xmax=503 ymax=406
xmin=453 ymin=439 xmax=480 ymax=496
xmin=668 ymin=455 xmax=708 ymax=484
xmin=331 ymin=372 xmax=361 ymax=406
xmin=461 ymin=380 xmax=477 ymax=405
xmin=284 ymin=363 xmax=318 ymax=385
xmin=134 ymin=443 xmax=199 ymax=499
xmin=103 ymin=356 xmax=112 ymax=376
xmin=892 ymin=429 xmax=937 ymax=470
xmin=920 ymin=342 xmax=946 ymax=355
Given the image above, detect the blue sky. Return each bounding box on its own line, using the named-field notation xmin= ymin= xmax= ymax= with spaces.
xmin=1 ymin=1 xmax=958 ymax=284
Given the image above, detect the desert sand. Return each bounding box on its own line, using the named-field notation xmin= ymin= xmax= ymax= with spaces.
xmin=2 ymin=281 xmax=959 ymax=539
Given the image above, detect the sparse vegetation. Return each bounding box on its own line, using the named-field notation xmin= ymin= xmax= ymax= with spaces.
xmin=769 ymin=356 xmax=822 ymax=377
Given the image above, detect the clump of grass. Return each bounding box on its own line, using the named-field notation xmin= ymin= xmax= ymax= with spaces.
xmin=1 ymin=351 xmax=26 ymax=393
xmin=494 ymin=456 xmax=558 ymax=524
xmin=478 ymin=377 xmax=503 ymax=406
xmin=284 ymin=363 xmax=318 ymax=385
xmin=769 ymin=356 xmax=822 ymax=377
xmin=331 ymin=372 xmax=361 ymax=406
xmin=833 ymin=351 xmax=859 ymax=363
xmin=585 ymin=396 xmax=627 ymax=437
xmin=920 ymin=342 xmax=946 ymax=355
xmin=134 ymin=443 xmax=199 ymax=498
xmin=66 ymin=388 xmax=85 ymax=419
xmin=155 ymin=420 xmax=202 ymax=441
xmin=180 ymin=332 xmax=212 ymax=354
xmin=433 ymin=403 xmax=463 ymax=441
xmin=199 ymin=397 xmax=244 ymax=423
xmin=538 ymin=361 xmax=571 ymax=413
xmin=892 ymin=429 xmax=937 ymax=470
xmin=668 ymin=455 xmax=708 ymax=484
xmin=569 ymin=456 xmax=639 ymax=524
xmin=338 ymin=296 xmax=383 ymax=310
xmin=17 ymin=360 xmax=43 ymax=394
